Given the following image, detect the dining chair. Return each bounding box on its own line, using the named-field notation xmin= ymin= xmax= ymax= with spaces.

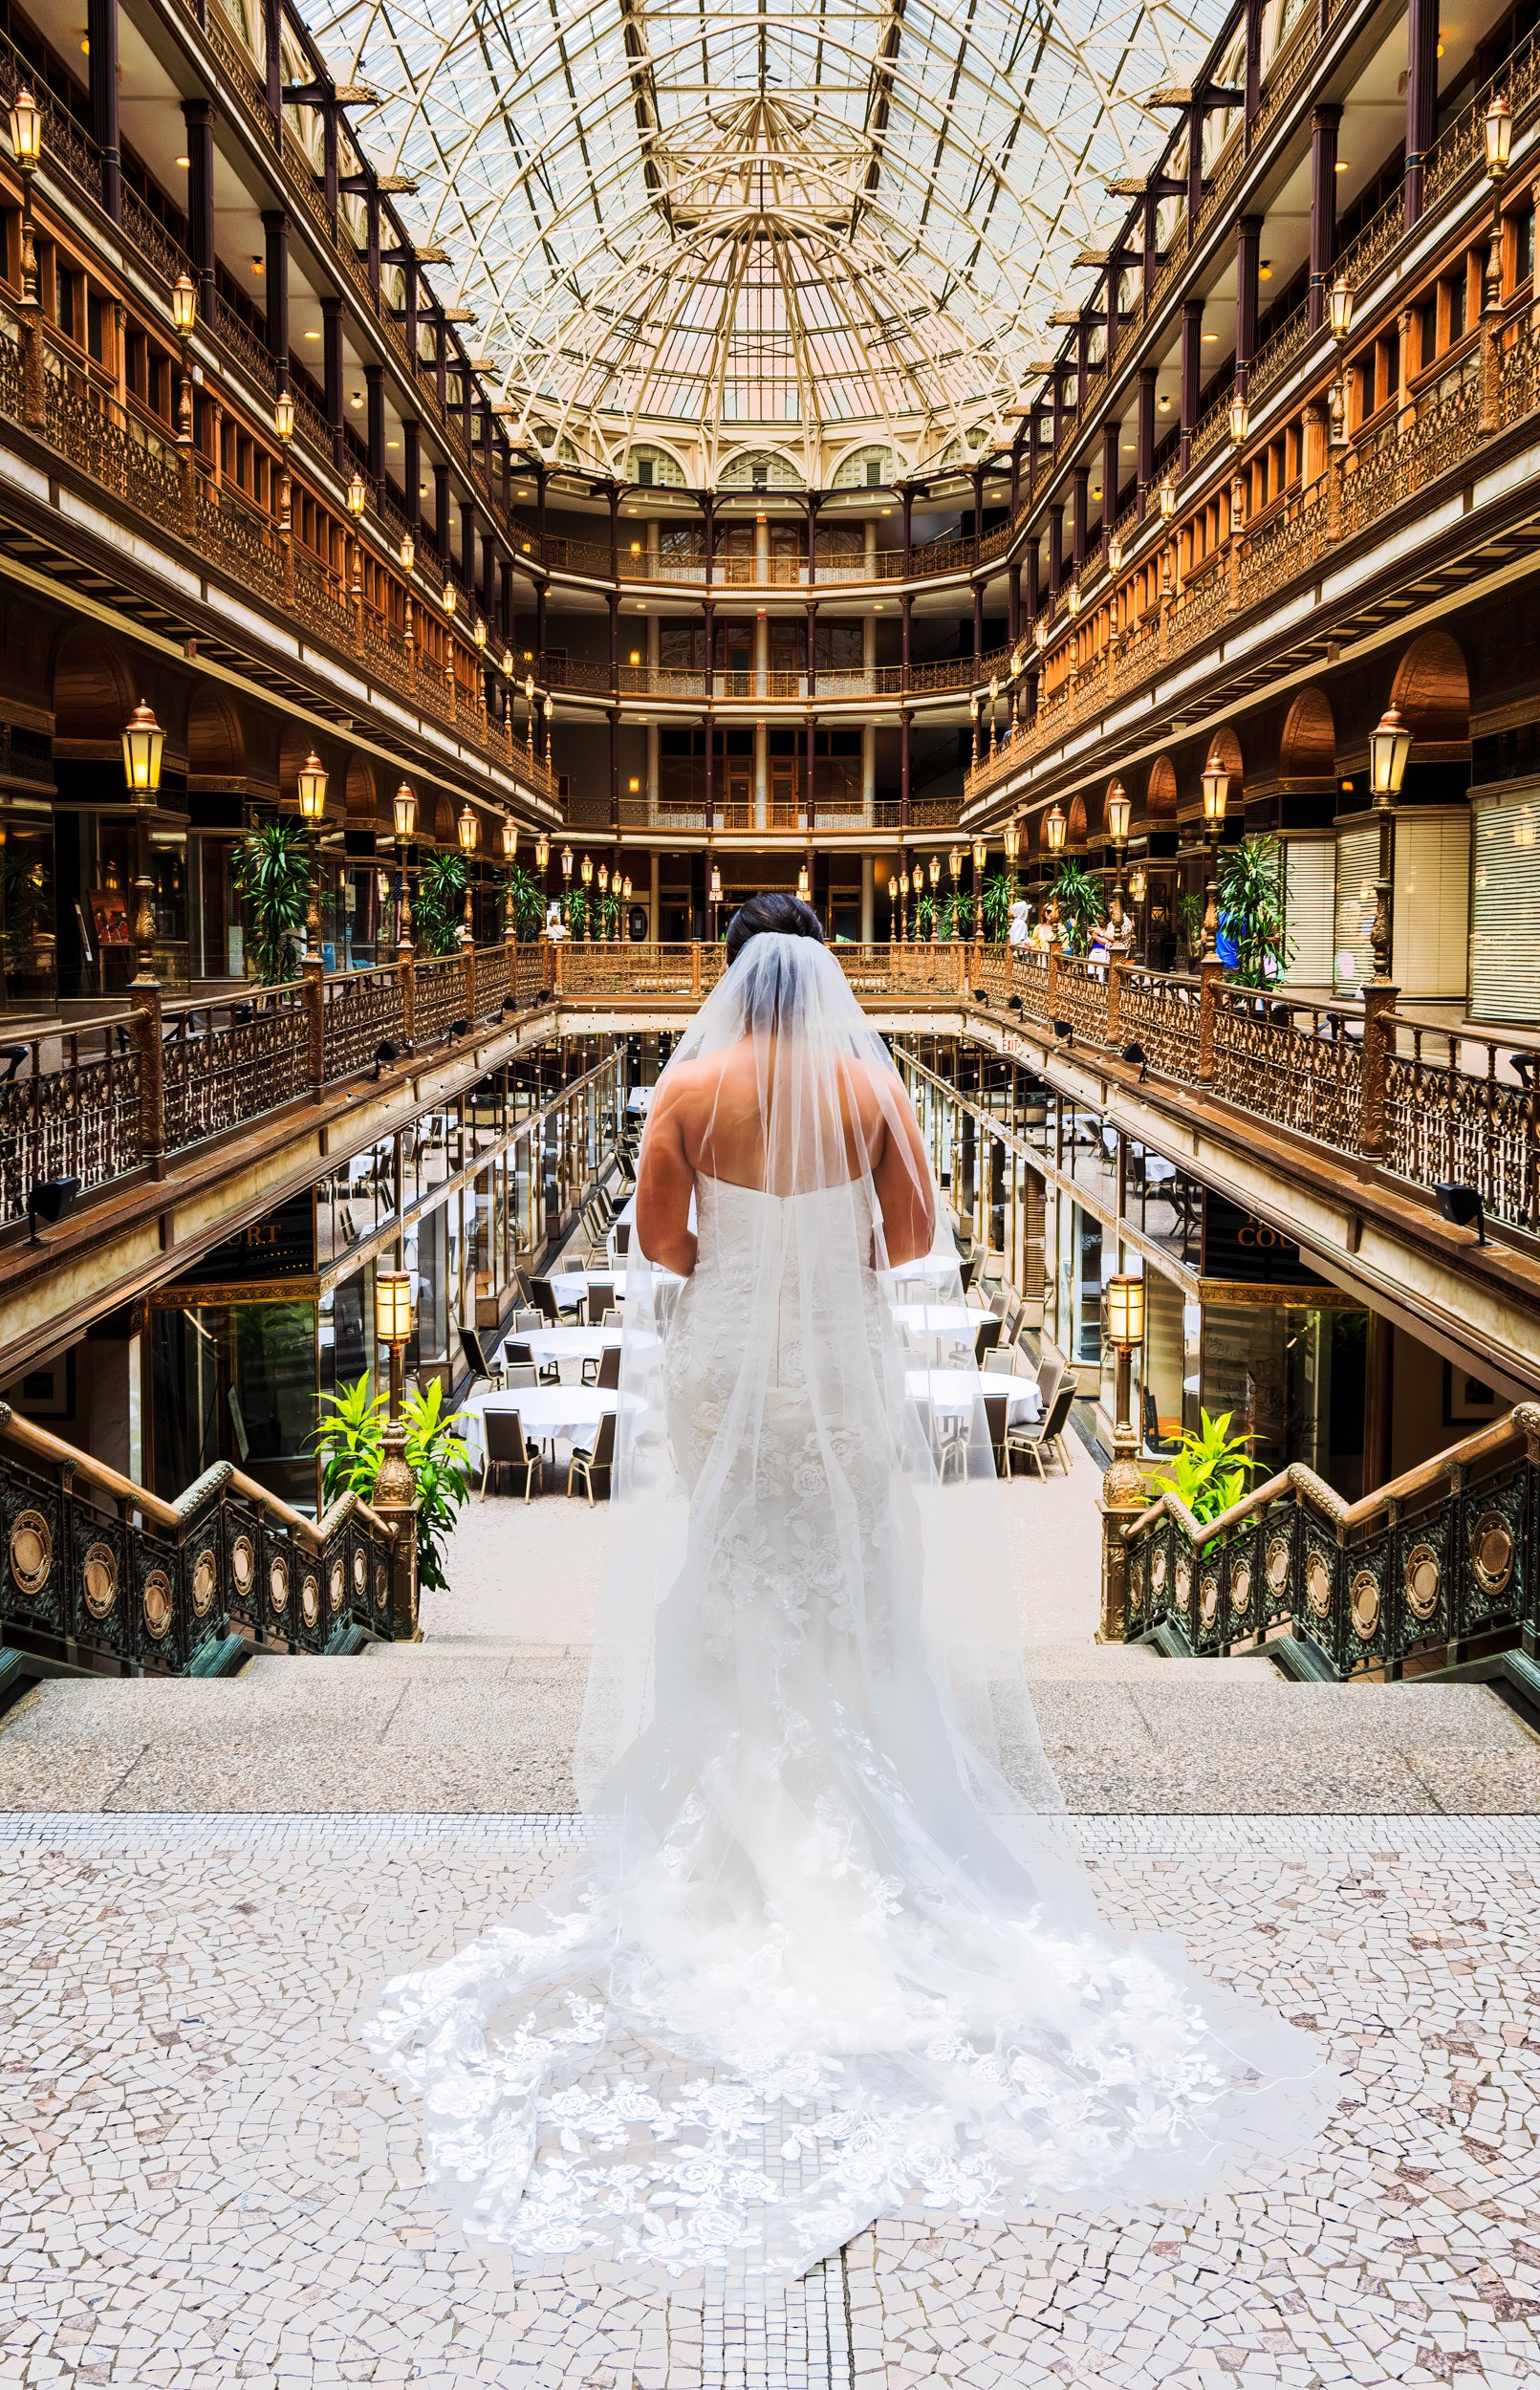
xmin=973 ymin=1315 xmax=1004 ymax=1367
xmin=504 ymin=1362 xmax=538 ymax=1389
xmin=595 ymin=1342 xmax=621 ymax=1391
xmin=568 ymin=1409 xmax=617 ymax=1505
xmin=532 ymin=1272 xmax=584 ymax=1327
xmin=982 ymin=1390 xmax=1010 ymax=1477
xmin=507 ymin=1336 xmax=559 ymax=1387
xmin=480 ymin=1407 xmax=540 ymax=1503
xmin=457 ymin=1326 xmax=505 ymax=1396
xmin=585 ymin=1278 xmax=614 ymax=1327
xmin=1004 ymin=1380 xmax=1077 ymax=1479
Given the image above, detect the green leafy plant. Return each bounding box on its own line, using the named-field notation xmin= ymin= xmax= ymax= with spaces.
xmin=1050 ymin=859 xmax=1108 ymax=955
xmin=565 ymin=885 xmax=589 ymax=940
xmin=913 ymin=891 xmax=936 ymax=939
xmin=1176 ymin=889 xmax=1204 ymax=965
xmin=500 ymin=862 xmax=548 ymax=942
xmin=1152 ymin=1407 xmax=1261 ymax=1537
xmin=232 ymin=818 xmax=309 ymax=984
xmin=1218 ymin=833 xmax=1294 ymax=989
xmin=412 ymin=850 xmax=468 ymax=956
xmin=314 ymin=1373 xmax=471 ymax=1595
xmin=981 ymin=870 xmax=1017 ymax=942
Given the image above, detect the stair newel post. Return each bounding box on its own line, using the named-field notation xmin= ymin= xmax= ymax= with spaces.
xmin=133 ymin=984 xmax=166 ymax=1179
xmin=1198 ymin=956 xmax=1223 ymax=1085
xmin=1358 ymin=980 xmax=1399 ymax=1158
xmin=303 ymin=953 xmax=326 ymax=1100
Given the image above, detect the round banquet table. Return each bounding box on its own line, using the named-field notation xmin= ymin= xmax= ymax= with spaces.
xmin=550 ymin=1268 xmax=631 ymax=1312
xmin=460 ymin=1386 xmax=633 ymax=1471
xmin=890 ymin=1302 xmax=983 ymax=1339
xmin=907 ymin=1368 xmax=1043 ymax=1427
xmin=498 ymin=1325 xmax=622 ymax=1371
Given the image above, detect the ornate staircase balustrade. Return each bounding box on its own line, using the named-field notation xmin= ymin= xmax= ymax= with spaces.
xmin=0 ymin=1401 xmax=414 ymax=1679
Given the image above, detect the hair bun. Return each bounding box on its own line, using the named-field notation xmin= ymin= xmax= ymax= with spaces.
xmin=724 ymin=892 xmax=826 ymax=964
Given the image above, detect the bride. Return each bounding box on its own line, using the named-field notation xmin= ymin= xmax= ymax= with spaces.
xmin=362 ymin=895 xmax=1335 ymax=2287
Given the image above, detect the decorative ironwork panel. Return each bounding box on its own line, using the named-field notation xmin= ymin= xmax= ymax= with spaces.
xmin=1212 ymin=994 xmax=1363 ymax=1145
xmin=1052 ymin=958 xmax=1111 ymax=1047
xmin=1385 ymin=1027 xmax=1540 ymax=1235
xmin=323 ymin=967 xmax=407 ymax=1081
xmin=163 ymin=991 xmax=310 ymax=1153
xmin=414 ymin=956 xmax=470 ymax=1042
xmin=0 ymin=1031 xmax=142 ymax=1231
xmin=1119 ymin=971 xmax=1201 ymax=1079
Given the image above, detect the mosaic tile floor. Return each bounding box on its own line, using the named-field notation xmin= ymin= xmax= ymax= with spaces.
xmin=3 ymin=1812 xmax=1539 ymax=2388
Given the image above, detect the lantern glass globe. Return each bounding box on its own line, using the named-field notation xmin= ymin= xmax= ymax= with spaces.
xmin=501 ymin=815 xmax=518 ymax=860
xmin=441 ymin=580 xmax=457 ymax=616
xmin=374 ymin=1271 xmax=413 ymax=1349
xmin=120 ymin=700 xmax=165 ymax=798
xmin=1107 ymin=786 xmax=1131 ymax=845
xmin=1329 ymin=274 xmax=1354 ymax=344
xmin=172 ymin=273 xmax=196 ymax=339
xmin=295 ymin=751 xmax=328 ymax=823
xmin=10 ymin=87 xmax=42 ymax=171
xmin=1202 ymin=750 xmax=1230 ymax=828
xmin=393 ymin=782 xmax=417 ymax=839
xmin=1104 ymin=1272 xmax=1145 ymax=1352
xmin=400 ymin=530 xmax=415 ymax=570
xmin=457 ymin=803 xmax=479 ymax=855
xmin=1369 ymin=706 xmax=1413 ymax=799
xmin=1045 ymin=805 xmax=1067 ymax=855
xmin=535 ymin=835 xmax=550 ymax=873
xmin=273 ymin=390 xmax=295 ymax=445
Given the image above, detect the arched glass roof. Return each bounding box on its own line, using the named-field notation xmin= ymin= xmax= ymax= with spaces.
xmin=313 ymin=0 xmax=1225 ymax=476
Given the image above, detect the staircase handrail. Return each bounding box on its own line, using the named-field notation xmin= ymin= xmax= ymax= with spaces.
xmin=1121 ymin=1401 xmax=1540 ymax=1549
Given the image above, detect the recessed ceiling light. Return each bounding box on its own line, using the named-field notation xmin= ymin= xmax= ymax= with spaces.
xmin=386 ymin=439 xmax=400 ymax=449
xmin=1334 ymin=160 xmax=1348 ymax=172
xmin=304 ymin=329 xmax=320 ymax=340
xmin=1203 ymin=333 xmax=1219 ymax=342
xmin=176 ymin=154 xmax=190 ymax=168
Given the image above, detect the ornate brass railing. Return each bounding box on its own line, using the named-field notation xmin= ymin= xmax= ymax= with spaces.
xmin=0 ymin=1401 xmax=413 ymax=1675
xmin=1119 ymin=1403 xmax=1540 ymax=1681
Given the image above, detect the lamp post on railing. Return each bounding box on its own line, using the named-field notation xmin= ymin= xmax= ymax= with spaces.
xmin=1107 ymin=779 xmax=1131 ymax=954
xmin=560 ymin=841 xmax=573 ymax=930
xmin=1367 ymin=705 xmax=1413 ymax=984
xmin=1328 ymin=274 xmax=1355 ymax=446
xmin=295 ymin=750 xmax=328 ymax=965
xmin=500 ymin=811 xmax=518 ymax=937
xmin=971 ymin=835 xmax=986 ymax=940
xmin=1004 ymin=815 xmax=1020 ymax=902
xmin=1128 ymin=858 xmax=1147 ymax=965
xmin=121 ymin=700 xmax=165 ymax=991
xmin=171 ymin=273 xmax=196 ymax=446
xmin=1099 ymin=1271 xmax=1147 ymax=1641
xmin=373 ymin=1269 xmax=420 ymax=1640
xmin=10 ymin=86 xmax=41 ymax=312
xmin=888 ymin=869 xmax=900 ymax=943
xmin=392 ymin=779 xmax=417 ymax=961
xmin=1483 ymin=93 xmax=1512 ymax=315
xmin=987 ymin=674 xmax=1000 ymax=758
xmin=1200 ymin=747 xmax=1230 ymax=961
xmin=910 ymin=860 xmax=923 ymax=940
xmin=707 ymin=852 xmax=722 ymax=945
xmin=579 ymin=851 xmax=593 ymax=940
xmin=457 ymin=801 xmax=479 ymax=947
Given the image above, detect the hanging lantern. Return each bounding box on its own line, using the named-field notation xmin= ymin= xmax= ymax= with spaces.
xmin=273 ymin=390 xmax=295 ymax=445
xmin=457 ymin=803 xmax=480 ymax=854
xmin=1201 ymin=747 xmax=1231 ymax=829
xmin=1369 ymin=706 xmax=1413 ymax=799
xmin=120 ymin=699 xmax=165 ymax=798
xmin=295 ymin=750 xmax=329 ymax=824
xmin=393 ymin=780 xmax=417 ymax=839
xmin=347 ymin=469 xmax=367 ymax=518
xmin=1106 ymin=781 xmax=1131 ymax=845
xmin=1486 ymin=91 xmax=1513 ymax=181
xmin=500 ymin=814 xmax=518 ymax=860
xmin=9 ymin=86 xmax=42 ymax=174
xmin=1329 ymin=274 xmax=1355 ymax=345
xmin=1044 ymin=803 xmax=1068 ymax=855
xmin=1227 ymin=387 xmax=1249 ymax=447
xmin=171 ymin=273 xmax=197 ymax=340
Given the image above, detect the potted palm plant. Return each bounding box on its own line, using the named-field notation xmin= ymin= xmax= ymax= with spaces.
xmin=232 ymin=819 xmax=310 ymax=985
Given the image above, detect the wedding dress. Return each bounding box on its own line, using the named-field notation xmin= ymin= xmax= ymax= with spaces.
xmin=361 ymin=932 xmax=1336 ymax=2289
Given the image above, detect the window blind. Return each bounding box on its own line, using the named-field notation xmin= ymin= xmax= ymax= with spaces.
xmin=1470 ymin=789 xmax=1540 ymax=1022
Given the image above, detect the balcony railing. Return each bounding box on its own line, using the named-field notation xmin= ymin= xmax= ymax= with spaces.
xmin=4 ymin=947 xmax=1534 ymax=1260
xmin=523 ymin=503 xmax=1035 ymax=596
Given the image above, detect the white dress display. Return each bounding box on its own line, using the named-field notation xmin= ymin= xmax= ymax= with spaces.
xmin=361 ymin=933 xmax=1336 ymax=2290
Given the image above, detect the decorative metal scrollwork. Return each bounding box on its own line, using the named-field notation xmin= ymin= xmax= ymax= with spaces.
xmin=9 ymin=1510 xmax=52 ymax=1599
xmin=1199 ymin=1570 xmax=1220 ymax=1627
xmin=1404 ymin=1541 xmax=1441 ymax=1622
xmin=1470 ymin=1510 xmax=1515 ymax=1597
xmin=375 ymin=1562 xmax=389 ymax=1613
xmin=231 ymin=1534 xmax=256 ymax=1597
xmin=354 ymin=1547 xmax=369 ymax=1596
xmin=269 ymin=1554 xmax=289 ymax=1613
xmin=192 ymin=1549 xmax=218 ymax=1617
xmin=1265 ymin=1533 xmax=1291 ymax=1594
xmin=80 ymin=1541 xmax=118 ymax=1620
xmin=1229 ymin=1559 xmax=1252 ymax=1619
xmin=1350 ymin=1569 xmax=1380 ymax=1641
xmin=300 ymin=1572 xmax=319 ymax=1628
xmin=141 ymin=1569 xmax=173 ymax=1640
xmin=1151 ymin=1545 xmax=1167 ymax=1596
xmin=1305 ymin=1550 xmax=1333 ymax=1618
xmin=1174 ymin=1554 xmax=1191 ymax=1615
xmin=329 ymin=1556 xmax=345 ymax=1612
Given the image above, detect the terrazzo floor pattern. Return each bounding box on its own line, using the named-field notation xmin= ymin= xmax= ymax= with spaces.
xmin=7 ymin=1455 xmax=1540 ymax=2383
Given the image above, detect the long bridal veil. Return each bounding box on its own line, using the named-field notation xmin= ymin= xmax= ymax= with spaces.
xmin=362 ymin=931 xmax=1338 ymax=2289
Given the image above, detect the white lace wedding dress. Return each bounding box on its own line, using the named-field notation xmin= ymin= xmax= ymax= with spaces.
xmin=361 ymin=937 xmax=1335 ymax=2289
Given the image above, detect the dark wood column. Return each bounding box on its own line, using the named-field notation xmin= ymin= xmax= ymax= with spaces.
xmin=1185 ymin=101 xmax=1204 ymax=234
xmin=88 ymin=0 xmax=120 ymax=221
xmin=460 ymin=500 xmax=475 ymax=586
xmin=805 ymin=602 xmax=816 ymax=833
xmin=900 ymin=708 xmax=911 ymax=829
xmin=1100 ymin=421 xmax=1120 ymax=538
xmin=1405 ymin=0 xmax=1439 ymax=228
xmin=183 ymin=99 xmax=215 ymax=323
xmin=1180 ymin=299 xmax=1204 ymax=472
xmin=433 ymin=463 xmax=450 ymax=567
xmin=263 ymin=0 xmax=281 ymax=120
xmin=365 ymin=362 xmax=384 ymax=497
xmin=1048 ymin=504 xmax=1063 ymax=598
xmin=1236 ymin=213 xmax=1262 ymax=383
xmin=1244 ymin=0 xmax=1263 ymax=145
xmin=1072 ymin=465 xmax=1089 ymax=571
xmin=321 ymin=293 xmax=345 ymax=468
xmin=263 ymin=209 xmax=289 ymax=375
xmin=1309 ymin=105 xmax=1341 ymax=331
xmin=1137 ymin=366 xmax=1156 ymax=516
xmin=401 ymin=419 xmax=420 ymax=538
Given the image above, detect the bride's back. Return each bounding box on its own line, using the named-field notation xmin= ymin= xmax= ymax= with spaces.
xmin=666 ymin=1034 xmax=885 ymax=1198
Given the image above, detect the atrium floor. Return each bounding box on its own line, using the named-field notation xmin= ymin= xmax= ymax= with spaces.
xmin=3 ymin=1456 xmax=1540 ymax=2386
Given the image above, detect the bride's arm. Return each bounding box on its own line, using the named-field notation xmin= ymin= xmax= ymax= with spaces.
xmin=634 ymin=1077 xmax=699 ymax=1277
xmin=872 ymin=1079 xmax=935 ymax=1269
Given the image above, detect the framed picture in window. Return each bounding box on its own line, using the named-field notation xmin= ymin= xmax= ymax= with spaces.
xmin=1442 ymin=1360 xmax=1507 ymax=1428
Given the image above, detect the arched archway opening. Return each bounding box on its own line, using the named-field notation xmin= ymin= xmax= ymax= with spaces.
xmin=1279 ymin=687 xmax=1336 ymax=787
xmin=1388 ymin=631 xmax=1470 ymax=749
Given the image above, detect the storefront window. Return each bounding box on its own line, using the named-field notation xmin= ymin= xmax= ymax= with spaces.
xmin=0 ymin=816 xmax=56 ymax=1006
xmin=150 ymin=1298 xmax=317 ymax=1510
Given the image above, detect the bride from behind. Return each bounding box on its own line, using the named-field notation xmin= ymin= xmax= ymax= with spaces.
xmin=362 ymin=894 xmax=1337 ymax=2289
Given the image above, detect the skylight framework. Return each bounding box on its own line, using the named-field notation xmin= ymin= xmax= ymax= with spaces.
xmin=312 ymin=0 xmax=1226 ymax=478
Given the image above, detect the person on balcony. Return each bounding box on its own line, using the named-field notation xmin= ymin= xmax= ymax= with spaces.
xmin=1008 ymin=897 xmax=1030 ymax=947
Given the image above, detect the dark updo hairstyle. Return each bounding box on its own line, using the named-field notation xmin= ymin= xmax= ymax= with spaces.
xmin=724 ymin=890 xmax=825 ymax=966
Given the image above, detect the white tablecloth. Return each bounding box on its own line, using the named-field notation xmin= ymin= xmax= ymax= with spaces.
xmin=499 ymin=1325 xmax=622 ymax=1371
xmin=551 ymin=1269 xmax=630 ymax=1311
xmin=907 ymin=1368 xmax=1042 ymax=1426
xmin=460 ymin=1387 xmax=629 ymax=1470
xmin=891 ymin=1303 xmax=982 ymax=1338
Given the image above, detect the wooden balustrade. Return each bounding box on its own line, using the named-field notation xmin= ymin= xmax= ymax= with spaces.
xmin=0 ymin=1399 xmax=413 ymax=1674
